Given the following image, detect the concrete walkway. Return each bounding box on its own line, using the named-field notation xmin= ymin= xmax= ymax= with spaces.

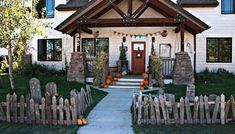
xmin=77 ymin=88 xmax=134 ymax=134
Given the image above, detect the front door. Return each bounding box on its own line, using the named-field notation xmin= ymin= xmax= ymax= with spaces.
xmin=132 ymin=42 xmax=146 ymax=74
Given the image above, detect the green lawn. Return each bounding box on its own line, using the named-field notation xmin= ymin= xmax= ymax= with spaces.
xmin=134 ymin=72 xmax=235 ymax=134
xmin=0 ymin=74 xmax=107 ymax=134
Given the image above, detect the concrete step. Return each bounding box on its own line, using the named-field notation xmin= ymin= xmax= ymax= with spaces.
xmin=108 ymin=85 xmax=140 ymax=89
xmin=114 ymin=81 xmax=140 ymax=86
xmin=118 ymin=78 xmax=144 ymax=82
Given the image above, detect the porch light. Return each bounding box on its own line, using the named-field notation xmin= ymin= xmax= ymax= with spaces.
xmin=161 ymin=30 xmax=168 ymax=37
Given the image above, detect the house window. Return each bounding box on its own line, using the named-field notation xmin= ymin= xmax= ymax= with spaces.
xmin=222 ymin=0 xmax=235 ymax=14
xmin=38 ymin=39 xmax=62 ymax=61
xmin=82 ymin=38 xmax=109 ymax=57
xmin=36 ymin=0 xmax=55 ymax=18
xmin=206 ymin=38 xmax=232 ymax=63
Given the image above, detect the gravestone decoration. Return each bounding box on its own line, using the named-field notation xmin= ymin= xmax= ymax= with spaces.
xmin=186 ymin=84 xmax=195 ymax=102
xmin=45 ymin=82 xmax=57 ymax=96
xmin=29 ymin=78 xmax=42 ymax=103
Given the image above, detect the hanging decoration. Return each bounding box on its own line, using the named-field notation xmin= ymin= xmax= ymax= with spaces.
xmin=112 ymin=30 xmax=168 ymax=38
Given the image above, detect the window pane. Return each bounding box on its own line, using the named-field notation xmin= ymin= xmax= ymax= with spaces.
xmin=46 ymin=0 xmax=54 ymax=18
xmin=222 ymin=0 xmax=234 ymax=14
xmin=207 ymin=39 xmax=218 ymax=62
xmin=219 ymin=38 xmax=232 ymax=62
xmin=82 ymin=39 xmax=95 ymax=57
xmin=38 ymin=39 xmax=62 ymax=61
xmin=95 ymin=38 xmax=109 ymax=56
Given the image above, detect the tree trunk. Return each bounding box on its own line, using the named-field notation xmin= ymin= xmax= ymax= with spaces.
xmin=7 ymin=44 xmax=15 ymax=90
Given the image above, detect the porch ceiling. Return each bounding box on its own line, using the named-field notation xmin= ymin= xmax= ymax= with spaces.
xmin=55 ymin=0 xmax=210 ymax=36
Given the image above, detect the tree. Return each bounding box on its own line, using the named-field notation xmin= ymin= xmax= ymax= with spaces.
xmin=0 ymin=0 xmax=44 ymax=90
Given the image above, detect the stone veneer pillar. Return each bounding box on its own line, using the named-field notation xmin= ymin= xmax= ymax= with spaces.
xmin=67 ymin=52 xmax=86 ymax=83
xmin=172 ymin=52 xmax=195 ymax=85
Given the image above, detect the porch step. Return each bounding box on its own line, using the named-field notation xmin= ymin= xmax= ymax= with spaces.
xmin=108 ymin=85 xmax=140 ymax=89
xmin=118 ymin=78 xmax=144 ymax=82
xmin=114 ymin=81 xmax=140 ymax=86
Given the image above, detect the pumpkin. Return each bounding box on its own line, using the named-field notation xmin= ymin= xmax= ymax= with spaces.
xmin=104 ymin=84 xmax=109 ymax=88
xmin=116 ymin=72 xmax=121 ymax=78
xmin=107 ymin=75 xmax=112 ymax=80
xmin=143 ymin=80 xmax=149 ymax=85
xmin=140 ymin=86 xmax=145 ymax=90
xmin=114 ymin=77 xmax=119 ymax=81
xmin=82 ymin=118 xmax=88 ymax=125
xmin=77 ymin=119 xmax=83 ymax=125
xmin=53 ymin=92 xmax=59 ymax=97
xmin=140 ymin=81 xmax=145 ymax=86
xmin=106 ymin=79 xmax=112 ymax=85
xmin=78 ymin=115 xmax=83 ymax=119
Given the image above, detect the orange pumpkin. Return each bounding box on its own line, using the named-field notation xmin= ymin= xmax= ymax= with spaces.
xmin=82 ymin=118 xmax=88 ymax=125
xmin=107 ymin=75 xmax=112 ymax=80
xmin=140 ymin=86 xmax=145 ymax=90
xmin=114 ymin=77 xmax=119 ymax=81
xmin=104 ymin=84 xmax=109 ymax=88
xmin=143 ymin=80 xmax=149 ymax=85
xmin=106 ymin=79 xmax=112 ymax=85
xmin=77 ymin=119 xmax=83 ymax=125
xmin=140 ymin=81 xmax=145 ymax=86
xmin=116 ymin=72 xmax=121 ymax=78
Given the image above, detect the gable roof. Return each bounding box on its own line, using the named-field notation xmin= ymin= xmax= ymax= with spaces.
xmin=56 ymin=0 xmax=90 ymax=11
xmin=177 ymin=0 xmax=219 ymax=7
xmin=55 ymin=0 xmax=210 ymax=35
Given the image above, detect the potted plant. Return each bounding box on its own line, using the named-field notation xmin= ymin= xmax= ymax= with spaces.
xmin=117 ymin=39 xmax=128 ymax=75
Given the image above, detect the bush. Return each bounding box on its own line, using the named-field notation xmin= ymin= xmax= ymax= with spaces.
xmin=20 ymin=63 xmax=67 ymax=77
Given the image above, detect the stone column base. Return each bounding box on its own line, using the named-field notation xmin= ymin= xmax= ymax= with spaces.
xmin=67 ymin=52 xmax=86 ymax=83
xmin=173 ymin=52 xmax=195 ymax=85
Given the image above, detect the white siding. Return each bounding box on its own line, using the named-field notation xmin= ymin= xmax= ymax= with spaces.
xmin=183 ymin=0 xmax=235 ymax=72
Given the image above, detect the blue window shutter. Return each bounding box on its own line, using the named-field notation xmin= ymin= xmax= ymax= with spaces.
xmin=46 ymin=0 xmax=54 ymax=18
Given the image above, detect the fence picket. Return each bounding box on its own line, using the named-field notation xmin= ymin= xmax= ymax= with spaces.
xmin=52 ymin=96 xmax=57 ymax=125
xmin=58 ymin=97 xmax=64 ymax=125
xmin=6 ymin=94 xmax=10 ymax=122
xmin=29 ymin=99 xmax=35 ymax=123
xmin=185 ymin=97 xmax=192 ymax=124
xmin=212 ymin=96 xmax=220 ymax=124
xmin=149 ymin=94 xmax=155 ymax=125
xmin=0 ymin=100 xmax=6 ymax=121
xmin=35 ymin=103 xmax=40 ymax=124
xmin=220 ymin=94 xmax=225 ymax=125
xmin=137 ymin=92 xmax=142 ymax=125
xmin=193 ymin=96 xmax=199 ymax=124
xmin=230 ymin=95 xmax=235 ymax=121
xmin=179 ymin=97 xmax=184 ymax=125
xmin=41 ymin=98 xmax=46 ymax=124
xmin=159 ymin=95 xmax=167 ymax=124
xmin=143 ymin=97 xmax=149 ymax=124
xmin=199 ymin=95 xmax=205 ymax=124
xmin=71 ymin=97 xmax=77 ymax=125
xmin=65 ymin=99 xmax=71 ymax=126
xmin=154 ymin=97 xmax=160 ymax=125
xmin=204 ymin=95 xmax=211 ymax=124
xmin=225 ymin=100 xmax=230 ymax=123
xmin=172 ymin=95 xmax=179 ymax=125
xmin=19 ymin=95 xmax=24 ymax=123
xmin=45 ymin=93 xmax=52 ymax=124
xmin=12 ymin=93 xmax=17 ymax=123
xmin=133 ymin=94 xmax=137 ymax=122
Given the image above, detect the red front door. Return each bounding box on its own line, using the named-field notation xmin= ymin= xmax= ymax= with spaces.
xmin=132 ymin=42 xmax=146 ymax=74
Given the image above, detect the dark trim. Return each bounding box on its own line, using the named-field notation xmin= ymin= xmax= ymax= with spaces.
xmin=206 ymin=37 xmax=232 ymax=63
xmin=194 ymin=34 xmax=196 ymax=74
xmin=73 ymin=36 xmax=76 ymax=52
xmin=180 ymin=3 xmax=219 ymax=7
xmin=221 ymin=0 xmax=235 ymax=14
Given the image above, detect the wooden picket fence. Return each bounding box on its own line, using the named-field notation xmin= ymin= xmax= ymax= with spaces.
xmin=0 ymin=86 xmax=92 ymax=126
xmin=133 ymin=92 xmax=235 ymax=125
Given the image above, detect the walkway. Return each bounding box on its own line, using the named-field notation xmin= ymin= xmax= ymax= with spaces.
xmin=77 ymin=88 xmax=134 ymax=134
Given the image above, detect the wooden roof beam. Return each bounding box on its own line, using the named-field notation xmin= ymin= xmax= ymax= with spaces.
xmin=109 ymin=0 xmax=127 ymax=18
xmin=128 ymin=0 xmax=132 ymax=17
xmin=132 ymin=0 xmax=149 ymax=18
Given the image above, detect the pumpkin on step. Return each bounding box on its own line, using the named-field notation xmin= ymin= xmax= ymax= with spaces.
xmin=114 ymin=77 xmax=119 ymax=81
xmin=77 ymin=119 xmax=83 ymax=125
xmin=82 ymin=118 xmax=88 ymax=125
xmin=106 ymin=79 xmax=112 ymax=85
xmin=143 ymin=80 xmax=149 ymax=85
xmin=107 ymin=75 xmax=112 ymax=80
xmin=140 ymin=86 xmax=145 ymax=90
xmin=116 ymin=72 xmax=121 ymax=78
xmin=140 ymin=81 xmax=145 ymax=86
xmin=104 ymin=84 xmax=109 ymax=88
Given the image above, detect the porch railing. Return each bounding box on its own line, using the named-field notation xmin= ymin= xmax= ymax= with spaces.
xmin=161 ymin=58 xmax=175 ymax=78
xmin=86 ymin=57 xmax=96 ymax=77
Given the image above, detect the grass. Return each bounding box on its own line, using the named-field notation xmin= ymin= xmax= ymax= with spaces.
xmin=0 ymin=73 xmax=108 ymax=134
xmin=134 ymin=71 xmax=235 ymax=134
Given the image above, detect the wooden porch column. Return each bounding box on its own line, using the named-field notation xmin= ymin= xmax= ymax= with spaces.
xmin=180 ymin=22 xmax=185 ymax=52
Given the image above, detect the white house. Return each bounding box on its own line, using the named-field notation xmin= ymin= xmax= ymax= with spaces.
xmin=27 ymin=0 xmax=235 ymax=76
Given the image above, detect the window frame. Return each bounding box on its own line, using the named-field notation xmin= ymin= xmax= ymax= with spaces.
xmin=82 ymin=38 xmax=109 ymax=57
xmin=221 ymin=0 xmax=235 ymax=14
xmin=38 ymin=38 xmax=62 ymax=61
xmin=206 ymin=37 xmax=232 ymax=63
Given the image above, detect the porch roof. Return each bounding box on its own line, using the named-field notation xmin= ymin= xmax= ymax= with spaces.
xmin=177 ymin=0 xmax=219 ymax=7
xmin=55 ymin=0 xmax=210 ymax=36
